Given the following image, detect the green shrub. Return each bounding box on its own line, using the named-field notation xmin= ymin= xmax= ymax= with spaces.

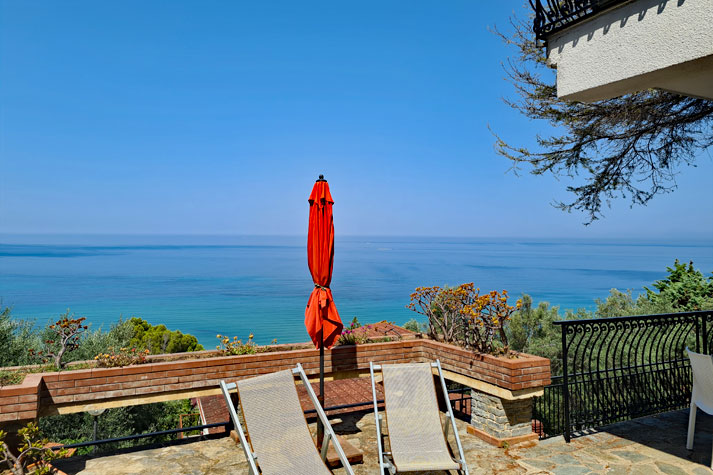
xmin=129 ymin=318 xmax=204 ymax=354
xmin=0 ymin=422 xmax=68 ymax=474
xmin=645 ymin=259 xmax=713 ymax=311
xmin=38 ymin=399 xmax=197 ymax=455
xmin=402 ymin=318 xmax=426 ymax=333
xmin=0 ymin=308 xmax=42 ymax=367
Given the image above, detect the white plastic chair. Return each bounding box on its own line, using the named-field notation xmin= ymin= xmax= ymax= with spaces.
xmin=686 ymin=348 xmax=713 ymax=467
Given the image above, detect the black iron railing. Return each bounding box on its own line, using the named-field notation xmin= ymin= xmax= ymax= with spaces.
xmin=54 ymin=388 xmax=473 ymax=453
xmin=449 ymin=386 xmax=472 ymax=421
xmin=52 ymin=422 xmax=230 ymax=450
xmin=532 ymin=375 xmax=565 ymax=439
xmin=534 ymin=310 xmax=713 ymax=441
xmin=531 ymin=0 xmax=630 ymax=41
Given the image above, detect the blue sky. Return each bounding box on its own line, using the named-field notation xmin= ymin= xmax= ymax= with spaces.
xmin=1 ymin=1 xmax=711 ymax=239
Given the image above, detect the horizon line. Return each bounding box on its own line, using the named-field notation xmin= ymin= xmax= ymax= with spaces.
xmin=1 ymin=232 xmax=712 ymax=242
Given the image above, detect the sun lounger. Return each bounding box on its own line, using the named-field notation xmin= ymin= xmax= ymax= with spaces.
xmin=370 ymin=360 xmax=469 ymax=474
xmin=219 ymin=363 xmax=354 ymax=475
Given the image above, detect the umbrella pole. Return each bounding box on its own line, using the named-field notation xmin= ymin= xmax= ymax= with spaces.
xmin=318 ymin=325 xmax=325 ymax=448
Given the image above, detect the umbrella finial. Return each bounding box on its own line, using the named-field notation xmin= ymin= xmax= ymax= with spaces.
xmin=316 ymin=174 xmax=326 ymax=182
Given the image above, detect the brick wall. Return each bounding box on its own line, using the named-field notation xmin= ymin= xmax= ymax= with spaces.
xmin=0 ymin=339 xmax=550 ymax=425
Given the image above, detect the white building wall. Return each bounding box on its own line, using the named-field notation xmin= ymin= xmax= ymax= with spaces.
xmin=547 ymin=0 xmax=713 ymax=102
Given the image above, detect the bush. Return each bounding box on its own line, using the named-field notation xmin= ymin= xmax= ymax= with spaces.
xmin=0 ymin=308 xmax=43 ymax=368
xmin=0 ymin=422 xmax=68 ymax=474
xmin=407 ymin=283 xmax=520 ymax=354
xmin=38 ymin=399 xmax=197 ymax=456
xmin=0 ymin=307 xmax=14 ymax=366
xmin=216 ymin=333 xmax=257 ymax=355
xmin=72 ymin=319 xmax=134 ymax=363
xmin=507 ymin=295 xmax=563 ymax=374
xmin=402 ymin=318 xmax=426 ymax=333
xmin=507 ymin=261 xmax=712 ymax=375
xmin=94 ymin=347 xmax=150 ymax=368
xmin=129 ymin=318 xmax=204 ymax=354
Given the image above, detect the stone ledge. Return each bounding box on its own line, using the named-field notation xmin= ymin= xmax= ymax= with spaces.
xmin=466 ymin=424 xmax=539 ymax=447
xmin=441 ymin=369 xmax=544 ymax=401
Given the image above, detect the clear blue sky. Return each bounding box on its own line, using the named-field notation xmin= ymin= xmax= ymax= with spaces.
xmin=1 ymin=1 xmax=711 ymax=239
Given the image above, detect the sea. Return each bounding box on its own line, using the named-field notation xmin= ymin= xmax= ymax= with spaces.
xmin=1 ymin=234 xmax=711 ymax=348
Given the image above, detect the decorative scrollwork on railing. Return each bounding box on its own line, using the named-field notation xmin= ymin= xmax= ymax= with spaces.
xmin=534 ymin=310 xmax=712 ymax=441
xmin=530 ymin=0 xmax=628 ymax=41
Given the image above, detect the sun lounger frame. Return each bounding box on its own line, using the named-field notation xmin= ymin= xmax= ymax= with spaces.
xmin=220 ymin=363 xmax=354 ymax=475
xmin=370 ymin=359 xmax=469 ymax=475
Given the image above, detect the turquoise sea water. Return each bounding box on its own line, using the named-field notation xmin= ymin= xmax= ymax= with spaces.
xmin=1 ymin=234 xmax=711 ymax=348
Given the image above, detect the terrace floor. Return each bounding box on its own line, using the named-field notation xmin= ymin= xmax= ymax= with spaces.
xmin=53 ymin=408 xmax=713 ymax=475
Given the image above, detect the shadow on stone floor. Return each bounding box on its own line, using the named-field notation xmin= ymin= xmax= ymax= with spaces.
xmin=53 ymin=409 xmax=713 ymax=474
xmin=576 ymin=409 xmax=713 ymax=470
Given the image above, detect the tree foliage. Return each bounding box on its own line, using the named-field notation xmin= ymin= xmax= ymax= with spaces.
xmin=129 ymin=317 xmax=204 ymax=354
xmin=0 ymin=422 xmax=68 ymax=475
xmin=645 ymin=259 xmax=713 ymax=311
xmin=0 ymin=312 xmax=204 ymax=454
xmin=506 ymin=295 xmax=563 ymax=374
xmin=507 ymin=261 xmax=713 ymax=375
xmin=0 ymin=312 xmax=203 ymax=369
xmin=493 ymin=11 xmax=713 ymax=222
xmin=37 ymin=399 xmax=196 ymax=456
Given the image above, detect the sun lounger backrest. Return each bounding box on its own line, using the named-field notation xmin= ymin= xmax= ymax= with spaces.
xmin=237 ymin=369 xmax=331 ymax=475
xmin=381 ymin=363 xmax=460 ymax=472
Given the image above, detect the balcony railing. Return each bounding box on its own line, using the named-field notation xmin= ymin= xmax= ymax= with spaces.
xmin=531 ymin=0 xmax=631 ymax=41
xmin=533 ymin=310 xmax=713 ymax=441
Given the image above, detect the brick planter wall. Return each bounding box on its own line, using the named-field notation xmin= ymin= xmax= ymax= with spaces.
xmin=419 ymin=340 xmax=551 ymax=391
xmin=0 ymin=338 xmax=550 ymax=446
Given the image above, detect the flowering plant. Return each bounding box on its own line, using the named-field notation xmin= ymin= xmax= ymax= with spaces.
xmin=216 ymin=333 xmax=257 ymax=355
xmin=337 ymin=318 xmax=372 ymax=345
xmin=94 ymin=347 xmax=150 ymax=368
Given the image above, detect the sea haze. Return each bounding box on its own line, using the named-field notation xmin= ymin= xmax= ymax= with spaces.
xmin=1 ymin=234 xmax=711 ymax=348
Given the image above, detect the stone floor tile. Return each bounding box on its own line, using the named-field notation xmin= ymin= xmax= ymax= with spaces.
xmin=691 ymin=467 xmax=713 ymax=475
xmin=53 ymin=409 xmax=713 ymax=475
xmin=611 ymin=450 xmax=653 ymax=463
xmin=551 ymin=466 xmax=592 ymax=475
xmin=655 ymin=461 xmax=690 ymax=475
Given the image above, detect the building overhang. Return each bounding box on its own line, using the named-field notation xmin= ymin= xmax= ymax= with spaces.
xmin=534 ymin=0 xmax=713 ymax=102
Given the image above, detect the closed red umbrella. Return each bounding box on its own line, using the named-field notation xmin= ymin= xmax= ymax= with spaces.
xmin=305 ymin=175 xmax=343 ymax=444
xmin=305 ymin=175 xmax=343 ymax=350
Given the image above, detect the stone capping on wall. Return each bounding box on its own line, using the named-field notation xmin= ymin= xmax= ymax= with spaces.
xmin=0 ymin=339 xmax=550 ymax=424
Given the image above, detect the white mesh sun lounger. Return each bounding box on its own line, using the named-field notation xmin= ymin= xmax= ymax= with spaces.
xmin=219 ymin=364 xmax=354 ymax=475
xmin=370 ymin=360 xmax=468 ymax=474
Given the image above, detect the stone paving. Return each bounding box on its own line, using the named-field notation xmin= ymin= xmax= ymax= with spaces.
xmin=53 ymin=409 xmax=713 ymax=474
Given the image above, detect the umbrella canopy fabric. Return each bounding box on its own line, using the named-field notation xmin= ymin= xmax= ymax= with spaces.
xmin=305 ymin=178 xmax=343 ymax=349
